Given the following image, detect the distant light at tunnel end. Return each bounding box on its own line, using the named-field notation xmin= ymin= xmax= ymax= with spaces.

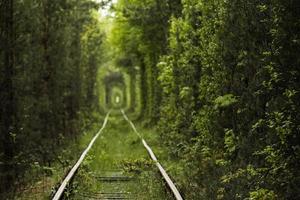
xmin=94 ymin=0 xmax=118 ymax=18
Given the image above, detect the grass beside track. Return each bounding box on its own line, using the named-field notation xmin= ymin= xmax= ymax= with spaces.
xmin=66 ymin=113 xmax=173 ymax=200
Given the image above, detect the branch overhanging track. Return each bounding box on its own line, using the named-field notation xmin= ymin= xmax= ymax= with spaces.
xmin=121 ymin=110 xmax=184 ymax=200
xmin=52 ymin=111 xmax=111 ymax=200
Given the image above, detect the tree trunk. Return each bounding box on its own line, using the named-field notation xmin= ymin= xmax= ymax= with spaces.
xmin=0 ymin=0 xmax=15 ymax=192
xmin=139 ymin=60 xmax=147 ymax=119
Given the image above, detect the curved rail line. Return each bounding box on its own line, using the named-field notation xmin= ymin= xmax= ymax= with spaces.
xmin=121 ymin=110 xmax=184 ymax=200
xmin=52 ymin=111 xmax=111 ymax=200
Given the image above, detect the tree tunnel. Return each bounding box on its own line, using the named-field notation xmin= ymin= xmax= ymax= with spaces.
xmin=104 ymin=72 xmax=127 ymax=109
xmin=97 ymin=66 xmax=141 ymax=117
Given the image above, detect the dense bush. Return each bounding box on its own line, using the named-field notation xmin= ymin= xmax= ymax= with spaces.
xmin=110 ymin=0 xmax=300 ymax=198
xmin=0 ymin=0 xmax=103 ymax=196
xmin=157 ymin=0 xmax=300 ymax=199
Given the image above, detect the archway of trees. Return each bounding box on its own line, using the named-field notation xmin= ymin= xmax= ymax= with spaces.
xmin=103 ymin=72 xmax=126 ymax=109
xmin=1 ymin=0 xmax=300 ymax=199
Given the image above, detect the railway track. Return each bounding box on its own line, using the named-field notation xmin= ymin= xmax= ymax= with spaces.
xmin=52 ymin=110 xmax=183 ymax=200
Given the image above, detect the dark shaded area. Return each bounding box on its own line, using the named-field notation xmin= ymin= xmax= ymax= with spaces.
xmin=0 ymin=0 xmax=103 ymax=198
xmin=103 ymin=72 xmax=126 ymax=109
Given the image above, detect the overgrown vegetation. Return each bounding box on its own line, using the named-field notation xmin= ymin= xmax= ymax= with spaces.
xmin=67 ymin=116 xmax=173 ymax=200
xmin=110 ymin=0 xmax=300 ymax=199
xmin=0 ymin=0 xmax=104 ymax=198
xmin=1 ymin=0 xmax=300 ymax=199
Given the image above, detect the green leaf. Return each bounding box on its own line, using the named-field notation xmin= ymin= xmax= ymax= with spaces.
xmin=214 ymin=94 xmax=238 ymax=108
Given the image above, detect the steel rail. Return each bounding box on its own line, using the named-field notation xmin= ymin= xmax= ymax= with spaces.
xmin=121 ymin=110 xmax=183 ymax=200
xmin=52 ymin=111 xmax=111 ymax=200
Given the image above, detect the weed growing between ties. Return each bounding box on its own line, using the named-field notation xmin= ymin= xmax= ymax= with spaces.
xmin=65 ymin=115 xmax=173 ymax=200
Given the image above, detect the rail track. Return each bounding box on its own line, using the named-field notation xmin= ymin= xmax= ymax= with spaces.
xmin=52 ymin=110 xmax=183 ymax=200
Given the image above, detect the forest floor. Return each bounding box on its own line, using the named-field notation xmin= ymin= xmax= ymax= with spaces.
xmin=17 ymin=111 xmax=176 ymax=200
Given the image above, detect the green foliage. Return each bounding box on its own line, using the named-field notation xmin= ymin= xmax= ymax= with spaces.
xmin=1 ymin=0 xmax=300 ymax=199
xmin=249 ymin=189 xmax=277 ymax=200
xmin=120 ymin=158 xmax=154 ymax=173
xmin=0 ymin=0 xmax=104 ymax=196
xmin=154 ymin=0 xmax=300 ymax=199
xmin=214 ymin=94 xmax=238 ymax=108
xmin=224 ymin=129 xmax=237 ymax=155
xmin=110 ymin=0 xmax=182 ymax=123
